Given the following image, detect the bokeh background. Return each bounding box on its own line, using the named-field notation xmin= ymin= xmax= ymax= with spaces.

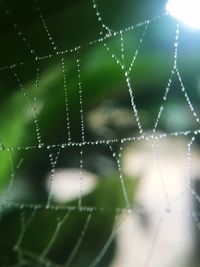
xmin=0 ymin=0 xmax=200 ymax=266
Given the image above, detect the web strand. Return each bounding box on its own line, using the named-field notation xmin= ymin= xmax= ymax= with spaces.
xmin=1 ymin=1 xmax=200 ymax=267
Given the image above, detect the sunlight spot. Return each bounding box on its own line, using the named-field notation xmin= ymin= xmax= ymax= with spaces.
xmin=166 ymin=0 xmax=200 ymax=29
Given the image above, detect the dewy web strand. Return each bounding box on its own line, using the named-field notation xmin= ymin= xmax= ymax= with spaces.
xmin=0 ymin=12 xmax=166 ymax=72
xmin=61 ymin=57 xmax=72 ymax=142
xmin=14 ymin=72 xmax=43 ymax=147
xmin=1 ymin=1 xmax=200 ymax=267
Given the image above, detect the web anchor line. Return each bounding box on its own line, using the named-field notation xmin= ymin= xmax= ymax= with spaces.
xmin=5 ymin=154 xmax=23 ymax=201
xmin=64 ymin=213 xmax=92 ymax=267
xmin=153 ymin=22 xmax=179 ymax=132
xmin=1 ymin=129 xmax=200 ymax=152
xmin=79 ymin=149 xmax=84 ymax=209
xmin=76 ymin=55 xmax=86 ymax=143
xmin=92 ymin=0 xmax=150 ymax=136
xmin=13 ymin=71 xmax=43 ymax=148
xmin=0 ymin=12 xmax=167 ymax=72
xmin=109 ymin=145 xmax=131 ymax=211
xmin=61 ymin=57 xmax=72 ymax=142
xmin=1 ymin=1 xmax=37 ymax=59
xmin=33 ymin=0 xmax=58 ymax=52
xmin=46 ymin=148 xmax=61 ymax=208
xmin=14 ymin=210 xmax=37 ymax=264
xmin=39 ymin=211 xmax=71 ymax=263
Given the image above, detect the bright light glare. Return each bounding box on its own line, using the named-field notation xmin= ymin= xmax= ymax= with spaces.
xmin=166 ymin=0 xmax=200 ymax=29
xmin=47 ymin=168 xmax=97 ymax=203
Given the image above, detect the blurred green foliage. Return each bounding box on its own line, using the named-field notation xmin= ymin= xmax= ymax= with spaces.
xmin=0 ymin=0 xmax=200 ymax=266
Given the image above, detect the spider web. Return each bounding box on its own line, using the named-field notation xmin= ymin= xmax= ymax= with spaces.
xmin=0 ymin=0 xmax=200 ymax=266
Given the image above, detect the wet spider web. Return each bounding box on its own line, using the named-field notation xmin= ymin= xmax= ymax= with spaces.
xmin=0 ymin=0 xmax=200 ymax=266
